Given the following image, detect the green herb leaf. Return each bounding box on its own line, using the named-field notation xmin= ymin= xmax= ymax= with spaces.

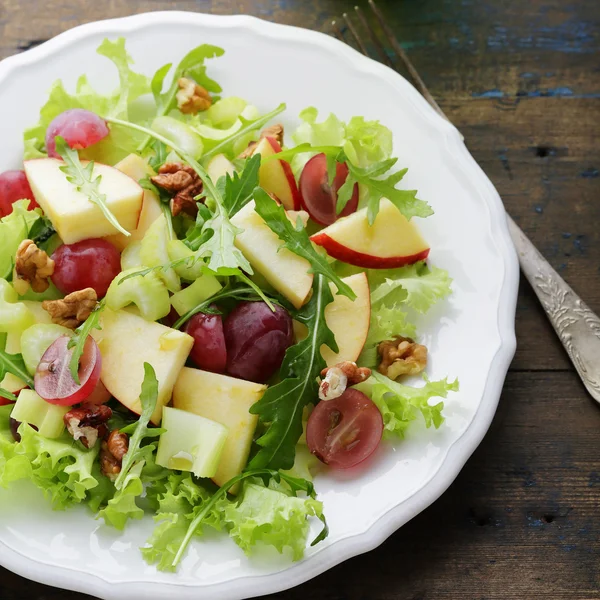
xmin=105 ymin=117 xmax=251 ymax=275
xmin=27 ymin=216 xmax=56 ymax=248
xmin=148 ymin=139 xmax=168 ymax=172
xmin=114 ymin=363 xmax=162 ymax=491
xmin=253 ymin=187 xmax=356 ymax=300
xmin=356 ymin=372 xmax=459 ymax=438
xmin=67 ymin=301 xmax=105 ymax=385
xmin=222 ymin=154 xmax=261 ymax=217
xmin=0 ymin=333 xmax=34 ymax=389
xmin=201 ymin=103 xmax=287 ymax=161
xmin=171 ymin=467 xmax=328 ymax=569
xmin=55 ymin=137 xmax=130 ymax=237
xmin=249 ymin=274 xmax=337 ymax=470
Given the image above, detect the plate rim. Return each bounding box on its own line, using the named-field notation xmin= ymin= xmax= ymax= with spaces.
xmin=0 ymin=11 xmax=519 ymax=600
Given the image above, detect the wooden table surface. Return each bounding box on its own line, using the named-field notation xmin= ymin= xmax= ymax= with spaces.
xmin=1 ymin=0 xmax=599 ymax=598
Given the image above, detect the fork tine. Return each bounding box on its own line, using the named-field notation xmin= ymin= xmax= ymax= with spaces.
xmin=342 ymin=12 xmax=370 ymax=56
xmin=353 ymin=5 xmax=393 ymax=68
xmin=331 ymin=19 xmax=346 ymax=43
xmin=368 ymin=0 xmax=448 ymax=120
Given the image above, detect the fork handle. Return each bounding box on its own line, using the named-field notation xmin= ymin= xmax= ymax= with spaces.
xmin=507 ymin=214 xmax=600 ymax=402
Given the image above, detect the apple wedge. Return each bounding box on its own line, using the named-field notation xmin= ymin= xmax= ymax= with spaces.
xmin=253 ymin=137 xmax=301 ymax=210
xmin=172 ymin=367 xmax=267 ymax=491
xmin=293 ymin=273 xmax=371 ymax=366
xmin=106 ymin=154 xmax=163 ymax=251
xmin=231 ymin=200 xmax=313 ymax=309
xmin=310 ymin=198 xmax=430 ymax=268
xmin=92 ymin=308 xmax=193 ymax=424
xmin=24 ymin=157 xmax=143 ymax=245
xmin=206 ymin=153 xmax=235 ymax=182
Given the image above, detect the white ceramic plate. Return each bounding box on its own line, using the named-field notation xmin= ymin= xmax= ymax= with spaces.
xmin=0 ymin=11 xmax=518 ymax=600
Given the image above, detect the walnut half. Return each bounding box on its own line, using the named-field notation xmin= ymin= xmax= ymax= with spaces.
xmin=42 ymin=288 xmax=98 ymax=329
xmin=151 ymin=162 xmax=203 ymax=217
xmin=176 ymin=77 xmax=212 ymax=114
xmin=319 ymin=361 xmax=371 ymax=401
xmin=14 ymin=239 xmax=54 ymax=293
xmin=100 ymin=430 xmax=129 ymax=481
xmin=64 ymin=404 xmax=112 ymax=449
xmin=377 ymin=336 xmax=427 ymax=380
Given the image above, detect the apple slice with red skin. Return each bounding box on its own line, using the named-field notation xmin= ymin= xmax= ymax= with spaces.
xmin=310 ymin=198 xmax=430 ymax=269
xmin=253 ymin=137 xmax=301 ymax=210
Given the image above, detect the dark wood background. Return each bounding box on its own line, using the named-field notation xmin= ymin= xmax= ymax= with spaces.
xmin=0 ymin=0 xmax=599 ymax=598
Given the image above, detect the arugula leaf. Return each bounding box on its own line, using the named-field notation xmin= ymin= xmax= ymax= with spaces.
xmin=148 ymin=139 xmax=168 ymax=172
xmin=357 ymin=304 xmax=417 ymax=369
xmin=0 ymin=389 xmax=17 ymax=402
xmin=369 ymin=262 xmax=453 ymax=313
xmin=201 ymin=103 xmax=287 ymax=161
xmin=114 ymin=363 xmax=162 ymax=491
xmin=55 ymin=137 xmax=130 ymax=237
xmin=0 ymin=333 xmax=34 ymax=389
xmin=253 ymin=188 xmax=355 ymax=300
xmin=356 ymin=372 xmax=459 ymax=438
xmin=249 ymin=275 xmax=337 ymax=470
xmin=138 ymin=44 xmax=224 ymax=152
xmin=171 ymin=468 xmax=328 ymax=569
xmin=105 ymin=117 xmax=251 ymax=275
xmin=67 ymin=301 xmax=104 ymax=385
xmin=27 ymin=216 xmax=56 ymax=248
xmin=222 ymin=154 xmax=261 ymax=217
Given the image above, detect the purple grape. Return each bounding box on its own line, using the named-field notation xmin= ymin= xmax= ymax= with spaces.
xmin=224 ymin=301 xmax=294 ymax=383
xmin=185 ymin=309 xmax=227 ymax=374
xmin=45 ymin=109 xmax=109 ymax=158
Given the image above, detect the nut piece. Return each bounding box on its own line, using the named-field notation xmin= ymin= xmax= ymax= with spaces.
xmin=14 ymin=239 xmax=55 ymax=293
xmin=42 ymin=287 xmax=98 ymax=329
xmin=238 ymin=123 xmax=285 ymax=159
xmin=151 ymin=162 xmax=203 ymax=217
xmin=64 ymin=404 xmax=112 ymax=449
xmin=319 ymin=361 xmax=371 ymax=401
xmin=378 ymin=336 xmax=428 ymax=379
xmin=100 ymin=430 xmax=129 ymax=481
xmin=176 ymin=77 xmax=212 ymax=114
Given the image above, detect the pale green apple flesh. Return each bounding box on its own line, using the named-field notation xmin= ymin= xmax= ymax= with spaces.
xmin=11 ymin=389 xmax=69 ymax=438
xmin=156 ymin=406 xmax=229 ymax=478
xmin=107 ymin=154 xmax=163 ymax=251
xmin=231 ymin=200 xmax=313 ymax=309
xmin=172 ymin=367 xmax=267 ymax=491
xmin=206 ymin=153 xmax=235 ymax=182
xmin=92 ymin=308 xmax=194 ymax=424
xmin=23 ymin=157 xmax=144 ymax=245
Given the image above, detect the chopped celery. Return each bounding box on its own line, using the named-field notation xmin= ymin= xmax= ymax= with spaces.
xmin=105 ymin=268 xmax=171 ymax=322
xmin=0 ymin=279 xmax=35 ymax=334
xmin=204 ymin=97 xmax=248 ymax=128
xmin=121 ymin=241 xmax=143 ymax=271
xmin=11 ymin=389 xmax=69 ymax=438
xmin=21 ymin=324 xmax=72 ymax=375
xmin=151 ymin=116 xmax=204 ymax=159
xmin=155 ymin=406 xmax=228 ymax=478
xmin=166 ymin=239 xmax=204 ymax=281
xmin=140 ymin=214 xmax=181 ymax=292
xmin=170 ymin=275 xmax=222 ymax=316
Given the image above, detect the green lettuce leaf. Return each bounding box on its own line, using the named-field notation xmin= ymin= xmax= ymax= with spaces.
xmin=291 ymin=107 xmax=393 ymax=173
xmin=24 ymin=37 xmax=150 ymax=160
xmin=142 ymin=471 xmax=223 ymax=572
xmin=0 ymin=201 xmax=42 ymax=279
xmin=0 ymin=416 xmax=103 ymax=510
xmin=97 ymin=461 xmax=144 ymax=530
xmin=356 ymin=372 xmax=459 ymax=438
xmin=369 ymin=262 xmax=453 ymax=313
xmin=224 ymin=480 xmax=324 ymax=561
xmin=358 ymin=304 xmax=417 ymax=369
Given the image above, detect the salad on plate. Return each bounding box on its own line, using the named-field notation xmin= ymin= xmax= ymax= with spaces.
xmin=0 ymin=39 xmax=458 ymax=570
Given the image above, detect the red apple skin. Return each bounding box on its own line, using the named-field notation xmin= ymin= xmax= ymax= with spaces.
xmin=261 ymin=137 xmax=302 ymax=210
xmin=310 ymin=232 xmax=430 ymax=269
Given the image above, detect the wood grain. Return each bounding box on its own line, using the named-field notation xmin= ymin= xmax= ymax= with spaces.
xmin=0 ymin=0 xmax=598 ymax=598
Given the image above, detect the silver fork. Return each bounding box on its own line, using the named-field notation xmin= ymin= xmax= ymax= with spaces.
xmin=333 ymin=1 xmax=600 ymax=405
